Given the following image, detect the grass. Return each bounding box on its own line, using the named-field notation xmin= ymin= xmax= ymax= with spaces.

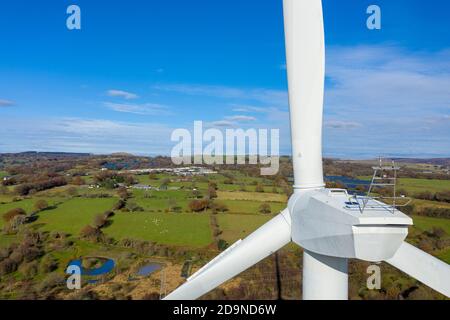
xmin=135 ymin=197 xmax=190 ymax=212
xmin=0 ymin=171 xmax=8 ymax=179
xmin=217 ymin=213 xmax=273 ymax=243
xmin=105 ymin=212 xmax=212 ymax=247
xmin=437 ymin=248 xmax=450 ymax=264
xmin=220 ymin=199 xmax=285 ymax=215
xmin=217 ymin=191 xmax=287 ymax=203
xmin=411 ymin=215 xmax=450 ymax=234
xmin=0 ymin=234 xmax=20 ymax=247
xmin=397 ymin=178 xmax=450 ymax=194
xmin=36 ymin=197 xmax=117 ymax=235
xmin=412 ymin=199 xmax=450 ymax=210
xmin=0 ymin=198 xmax=46 ymax=228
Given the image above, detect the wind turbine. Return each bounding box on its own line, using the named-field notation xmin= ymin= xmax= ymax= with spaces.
xmin=164 ymin=0 xmax=450 ymax=300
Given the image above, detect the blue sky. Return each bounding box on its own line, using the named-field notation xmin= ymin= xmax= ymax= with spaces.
xmin=0 ymin=0 xmax=449 ymax=158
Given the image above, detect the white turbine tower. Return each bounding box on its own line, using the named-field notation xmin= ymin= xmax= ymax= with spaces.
xmin=164 ymin=0 xmax=450 ymax=300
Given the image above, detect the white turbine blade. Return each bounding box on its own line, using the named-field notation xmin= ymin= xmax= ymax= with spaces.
xmin=163 ymin=209 xmax=292 ymax=300
xmin=283 ymin=0 xmax=325 ymax=189
xmin=386 ymin=241 xmax=450 ymax=297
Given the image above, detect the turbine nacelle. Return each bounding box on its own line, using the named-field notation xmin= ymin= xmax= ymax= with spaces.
xmin=288 ymin=188 xmax=412 ymax=262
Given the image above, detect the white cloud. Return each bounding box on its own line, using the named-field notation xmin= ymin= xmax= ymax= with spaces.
xmin=225 ymin=115 xmax=257 ymax=122
xmin=0 ymin=117 xmax=174 ymax=155
xmin=0 ymin=99 xmax=15 ymax=107
xmin=106 ymin=89 xmax=139 ymax=100
xmin=231 ymin=104 xmax=269 ymax=113
xmin=210 ymin=120 xmax=236 ymax=128
xmin=103 ymin=102 xmax=171 ymax=115
xmin=152 ymin=84 xmax=288 ymax=106
xmin=324 ymin=120 xmax=362 ymax=129
xmin=320 ymin=45 xmax=450 ymax=158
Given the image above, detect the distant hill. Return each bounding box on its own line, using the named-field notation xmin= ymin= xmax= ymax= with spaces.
xmin=391 ymin=158 xmax=450 ymax=166
xmin=0 ymin=151 xmax=92 ymax=157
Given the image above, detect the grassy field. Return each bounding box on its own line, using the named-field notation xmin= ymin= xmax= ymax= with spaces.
xmin=220 ymin=199 xmax=285 ymax=215
xmin=411 ymin=215 xmax=450 ymax=234
xmin=105 ymin=212 xmax=212 ymax=247
xmin=36 ymin=197 xmax=117 ymax=235
xmin=217 ymin=191 xmax=287 ymax=203
xmin=0 ymin=198 xmax=66 ymax=228
xmin=355 ymin=177 xmax=450 ymax=195
xmin=217 ymin=213 xmax=273 ymax=243
xmin=0 ymin=234 xmax=20 ymax=247
xmin=437 ymin=248 xmax=450 ymax=264
xmin=397 ymin=178 xmax=450 ymax=194
xmin=412 ymin=199 xmax=450 ymax=210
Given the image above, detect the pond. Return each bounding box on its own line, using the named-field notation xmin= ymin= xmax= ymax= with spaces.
xmin=325 ymin=175 xmax=370 ymax=189
xmin=137 ymin=262 xmax=163 ymax=276
xmin=68 ymin=257 xmax=115 ymax=276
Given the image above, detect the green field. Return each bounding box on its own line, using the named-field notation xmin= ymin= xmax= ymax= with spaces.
xmin=105 ymin=211 xmax=212 ymax=247
xmin=411 ymin=215 xmax=450 ymax=234
xmin=217 ymin=213 xmax=273 ymax=243
xmin=220 ymin=199 xmax=285 ymax=215
xmin=412 ymin=199 xmax=450 ymax=210
xmin=0 ymin=198 xmax=65 ymax=228
xmin=217 ymin=191 xmax=287 ymax=203
xmin=437 ymin=248 xmax=450 ymax=264
xmin=36 ymin=197 xmax=117 ymax=235
xmin=0 ymin=234 xmax=20 ymax=247
xmin=397 ymin=178 xmax=450 ymax=194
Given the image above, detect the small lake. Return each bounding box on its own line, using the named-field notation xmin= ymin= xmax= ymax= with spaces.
xmin=137 ymin=263 xmax=162 ymax=276
xmin=325 ymin=176 xmax=371 ymax=189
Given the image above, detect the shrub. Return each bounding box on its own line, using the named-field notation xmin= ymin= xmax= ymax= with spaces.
xmin=19 ymin=261 xmax=39 ymax=279
xmin=103 ymin=210 xmax=114 ymax=219
xmin=148 ymin=173 xmax=158 ymax=180
xmin=208 ymin=182 xmax=218 ymax=190
xmin=9 ymin=250 xmax=24 ymax=264
xmin=0 ymin=247 xmax=11 ymax=261
xmin=0 ymin=258 xmax=18 ymax=276
xmin=414 ymin=191 xmax=434 ymax=201
xmin=93 ymin=214 xmax=107 ymax=229
xmin=435 ymin=191 xmax=450 ymax=203
xmin=14 ymin=177 xmax=67 ymax=196
xmin=259 ymin=203 xmax=271 ymax=214
xmin=21 ymin=246 xmax=43 ymax=262
xmin=3 ymin=208 xmax=26 ymax=222
xmin=33 ymin=199 xmax=49 ymax=212
xmin=67 ymin=186 xmax=78 ymax=196
xmin=113 ymin=199 xmax=126 ymax=210
xmin=208 ymin=187 xmax=217 ymax=199
xmin=3 ymin=214 xmax=27 ymax=234
xmin=80 ymin=225 xmax=103 ymax=240
xmin=416 ymin=207 xmax=450 ymax=219
xmin=40 ymin=254 xmax=59 ymax=273
xmin=188 ymin=199 xmax=209 ymax=212
xmin=217 ymin=239 xmax=229 ymax=251
xmin=125 ymin=201 xmax=144 ymax=212
xmin=37 ymin=273 xmax=65 ymax=291
xmin=255 ymin=184 xmax=264 ymax=193
xmin=117 ymin=187 xmax=130 ymax=200
xmin=72 ymin=176 xmax=86 ymax=186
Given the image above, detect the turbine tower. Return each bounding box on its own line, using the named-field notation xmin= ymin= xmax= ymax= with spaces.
xmin=164 ymin=0 xmax=450 ymax=300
